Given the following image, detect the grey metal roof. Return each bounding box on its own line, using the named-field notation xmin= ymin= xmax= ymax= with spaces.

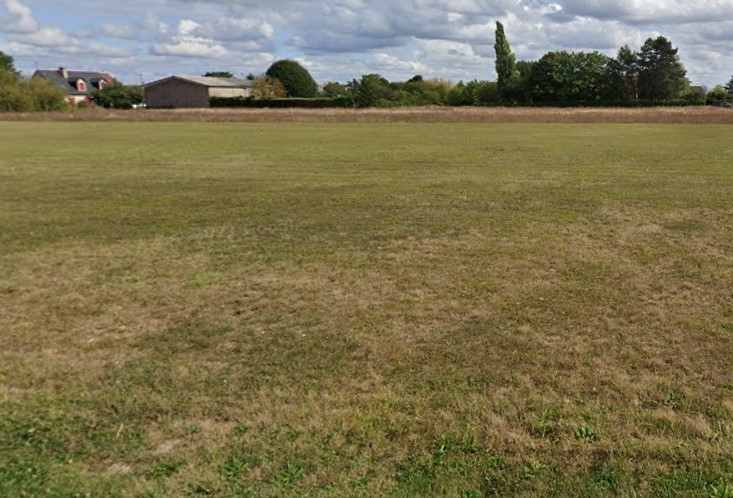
xmin=33 ymin=69 xmax=114 ymax=96
xmin=143 ymin=75 xmax=255 ymax=89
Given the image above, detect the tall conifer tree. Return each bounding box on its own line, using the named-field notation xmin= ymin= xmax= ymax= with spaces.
xmin=494 ymin=22 xmax=517 ymax=92
xmin=636 ymin=36 xmax=687 ymax=100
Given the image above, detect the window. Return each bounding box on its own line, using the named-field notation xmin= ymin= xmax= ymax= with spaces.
xmin=76 ymin=79 xmax=87 ymax=92
xmin=99 ymin=80 xmax=106 ymax=90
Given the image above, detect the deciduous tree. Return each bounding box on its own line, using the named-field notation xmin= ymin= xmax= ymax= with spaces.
xmin=251 ymin=76 xmax=286 ymax=99
xmin=0 ymin=73 xmax=67 ymax=112
xmin=93 ymin=82 xmax=143 ymax=109
xmin=265 ymin=60 xmax=318 ymax=98
xmin=25 ymin=78 xmax=70 ymax=111
xmin=529 ymin=51 xmax=622 ymax=102
xmin=707 ymin=85 xmax=728 ymax=102
xmin=347 ymin=74 xmax=392 ymax=107
xmin=0 ymin=50 xmax=18 ymax=77
xmin=322 ymin=82 xmax=348 ymax=98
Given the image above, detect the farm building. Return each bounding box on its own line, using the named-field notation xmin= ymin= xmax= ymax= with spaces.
xmin=33 ymin=67 xmax=115 ymax=105
xmin=143 ymin=76 xmax=255 ymax=108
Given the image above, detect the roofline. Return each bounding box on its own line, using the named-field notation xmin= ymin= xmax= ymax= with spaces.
xmin=143 ymin=75 xmax=254 ymax=89
xmin=34 ymin=69 xmax=114 ymax=78
xmin=142 ymin=76 xmax=208 ymax=88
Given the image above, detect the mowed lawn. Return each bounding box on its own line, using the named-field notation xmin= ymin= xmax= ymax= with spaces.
xmin=1 ymin=121 xmax=732 ymax=497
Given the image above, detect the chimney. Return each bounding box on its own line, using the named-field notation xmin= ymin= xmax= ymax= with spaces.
xmin=59 ymin=67 xmax=68 ymax=78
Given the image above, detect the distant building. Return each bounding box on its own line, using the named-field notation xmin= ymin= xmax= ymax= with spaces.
xmin=143 ymin=76 xmax=255 ymax=108
xmin=33 ymin=67 xmax=115 ymax=105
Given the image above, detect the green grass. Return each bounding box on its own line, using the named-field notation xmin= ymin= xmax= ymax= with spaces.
xmin=1 ymin=121 xmax=732 ymax=497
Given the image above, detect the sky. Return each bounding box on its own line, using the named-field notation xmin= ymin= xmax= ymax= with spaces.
xmin=1 ymin=0 xmax=732 ymax=88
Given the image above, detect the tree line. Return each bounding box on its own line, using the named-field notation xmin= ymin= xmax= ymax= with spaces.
xmin=263 ymin=24 xmax=731 ymax=108
xmin=493 ymin=22 xmax=700 ymax=105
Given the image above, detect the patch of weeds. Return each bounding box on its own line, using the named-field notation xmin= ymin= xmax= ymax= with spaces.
xmin=148 ymin=460 xmax=182 ymax=479
xmin=484 ymin=453 xmax=506 ymax=471
xmin=530 ymin=408 xmax=560 ymax=439
xmin=709 ymin=480 xmax=733 ymax=498
xmin=592 ymin=465 xmax=620 ymax=494
xmin=705 ymin=405 xmax=728 ymax=422
xmin=276 ymin=459 xmax=306 ymax=487
xmin=286 ymin=428 xmax=302 ymax=442
xmin=0 ymin=407 xmax=142 ymax=495
xmin=441 ymin=432 xmax=461 ymax=449
xmin=461 ymin=433 xmax=481 ymax=454
xmin=395 ymin=454 xmax=436 ymax=495
xmin=433 ymin=432 xmax=459 ymax=465
xmin=479 ymin=452 xmax=523 ymax=496
xmin=396 ymin=435 xmax=460 ymax=494
xmin=395 ymin=433 xmax=523 ymax=495
xmin=232 ymin=423 xmax=250 ymax=437
xmin=575 ymin=423 xmax=598 ymax=443
xmin=523 ymin=461 xmax=546 ymax=479
xmin=219 ymin=455 xmax=256 ymax=481
xmin=640 ymin=385 xmax=690 ymax=412
xmin=3 ymin=416 xmax=68 ymax=457
xmin=651 ymin=469 xmax=721 ymax=497
xmin=0 ymin=460 xmax=48 ymax=497
xmin=664 ymin=389 xmax=685 ymax=411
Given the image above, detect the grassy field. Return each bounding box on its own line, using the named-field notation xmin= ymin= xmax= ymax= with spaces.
xmin=1 ymin=121 xmax=732 ymax=497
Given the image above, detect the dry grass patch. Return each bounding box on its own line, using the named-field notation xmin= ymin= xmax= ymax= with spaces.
xmin=2 ymin=105 xmax=733 ymax=124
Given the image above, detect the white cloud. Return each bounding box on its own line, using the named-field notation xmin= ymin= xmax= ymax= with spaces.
xmin=544 ymin=17 xmax=643 ymax=51
xmin=152 ymin=19 xmax=229 ymax=57
xmin=559 ymin=0 xmax=733 ymax=24
xmin=416 ymin=39 xmax=485 ymax=63
xmin=153 ymin=39 xmax=228 ymax=57
xmin=152 ymin=43 xmax=217 ymax=57
xmin=1 ymin=0 xmax=37 ymax=33
xmin=189 ymin=17 xmax=275 ymax=41
xmin=178 ymin=19 xmax=201 ymax=36
xmin=92 ymin=14 xmax=276 ymax=59
xmin=372 ymin=52 xmax=428 ymax=73
xmin=11 ymin=26 xmax=71 ymax=47
xmin=99 ymin=24 xmax=137 ymax=40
